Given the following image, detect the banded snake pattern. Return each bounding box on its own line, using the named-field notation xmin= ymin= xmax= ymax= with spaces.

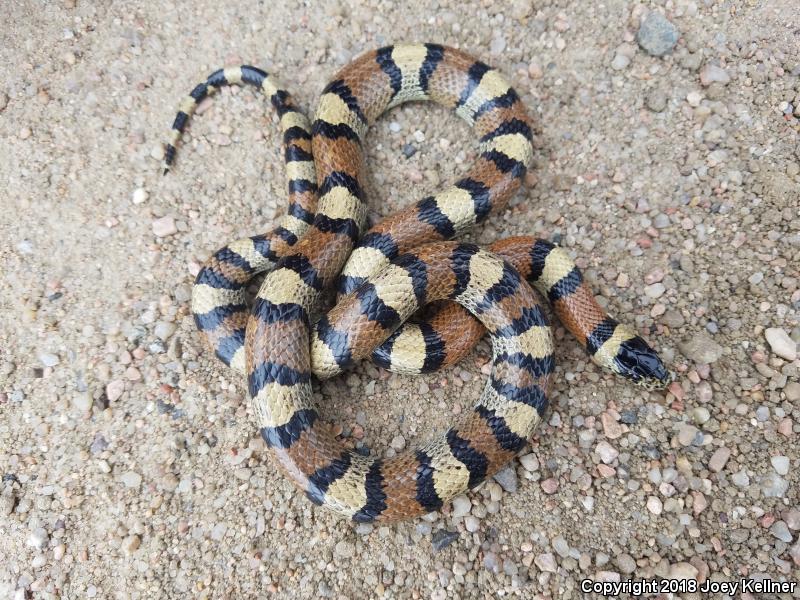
xmin=164 ymin=43 xmax=672 ymax=522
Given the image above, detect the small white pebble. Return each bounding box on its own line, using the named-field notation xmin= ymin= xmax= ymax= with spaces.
xmin=28 ymin=527 xmax=49 ymax=549
xmin=464 ymin=515 xmax=480 ymax=533
xmin=132 ymin=188 xmax=148 ymax=205
xmin=152 ymin=216 xmax=177 ymax=238
xmin=770 ymin=456 xmax=789 ymax=476
xmin=451 ymin=495 xmax=471 ymax=518
xmin=646 ymin=496 xmax=663 ymax=515
xmin=686 ymin=91 xmax=703 ymax=107
xmin=120 ymin=471 xmax=142 ymax=489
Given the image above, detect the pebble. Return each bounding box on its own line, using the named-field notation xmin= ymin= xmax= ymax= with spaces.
xmin=90 ymin=433 xmax=108 ymax=454
xmin=28 ymin=527 xmax=49 ymax=549
xmin=614 ymin=553 xmax=636 ymax=574
xmin=132 ymin=188 xmax=148 ymax=204
xmin=611 ymin=53 xmax=630 ymax=71
xmin=353 ymin=523 xmax=372 ymax=535
xmin=73 ymin=392 xmax=93 ymax=412
xmin=644 ymin=282 xmax=666 ymax=299
xmin=771 ymin=521 xmax=793 ymax=543
xmin=764 ymin=328 xmax=797 ymax=361
xmin=534 ymin=553 xmax=557 ymax=573
xmin=652 ymin=213 xmax=670 ymax=229
xmin=106 ymin=380 xmax=124 ymax=402
xmin=699 ymin=64 xmax=731 ymax=86
xmin=493 ymin=466 xmax=517 ymax=493
xmin=601 ymin=412 xmax=623 ymax=439
xmin=120 ymin=471 xmax=142 ymax=489
xmin=519 ymin=453 xmax=539 ymax=472
xmin=731 ymin=470 xmax=749 ymax=487
xmin=669 ymin=562 xmax=699 ymax=580
xmin=636 ymin=12 xmax=679 ymax=57
xmin=679 ymin=332 xmax=724 ymax=364
xmin=761 ymin=473 xmax=789 ymax=498
xmin=152 ymin=216 xmax=177 ymax=237
xmin=646 ymin=89 xmax=667 ymax=112
xmin=451 ymin=495 xmax=471 ymax=518
xmin=38 ymin=352 xmax=59 ymax=367
xmin=334 ymin=540 xmax=354 ymax=559
xmin=686 ymin=90 xmax=703 ymax=107
xmin=693 ymin=492 xmax=708 ymax=515
xmin=490 ymin=36 xmax=506 ymax=55
xmin=692 ymin=407 xmax=710 ymax=424
xmin=431 ymin=529 xmax=459 ymax=552
xmin=676 ymin=423 xmax=699 ymax=446
xmin=646 ymin=496 xmax=663 ymax=515
xmin=595 ymin=441 xmax=619 ymax=464
xmin=770 ymin=456 xmax=789 ymax=476
xmin=122 ymin=535 xmax=141 ymax=554
xmin=483 ymin=552 xmax=499 ymax=573
xmin=53 ymin=544 xmax=65 ymax=561
xmin=463 ymin=516 xmax=480 ymax=533
xmin=154 ymin=321 xmax=176 ymax=341
xmin=552 ymin=536 xmax=570 ymax=557
xmin=708 ymin=446 xmax=731 ymax=473
xmin=540 ymin=478 xmax=559 ymax=494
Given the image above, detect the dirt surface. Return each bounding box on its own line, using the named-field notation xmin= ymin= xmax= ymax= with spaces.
xmin=1 ymin=1 xmax=799 ymax=598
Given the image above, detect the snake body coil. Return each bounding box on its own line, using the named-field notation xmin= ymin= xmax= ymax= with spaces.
xmin=166 ymin=44 xmax=672 ymax=522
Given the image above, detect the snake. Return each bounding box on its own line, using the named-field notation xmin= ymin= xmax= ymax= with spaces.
xmin=165 ymin=43 xmax=672 ymax=522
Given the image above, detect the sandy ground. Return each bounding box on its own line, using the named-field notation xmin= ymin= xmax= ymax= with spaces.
xmin=1 ymin=0 xmax=799 ymax=598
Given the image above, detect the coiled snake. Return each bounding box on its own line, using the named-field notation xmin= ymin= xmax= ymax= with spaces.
xmin=165 ymin=44 xmax=672 ymax=522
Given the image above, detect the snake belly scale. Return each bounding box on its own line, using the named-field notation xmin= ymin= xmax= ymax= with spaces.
xmin=165 ymin=43 xmax=672 ymax=522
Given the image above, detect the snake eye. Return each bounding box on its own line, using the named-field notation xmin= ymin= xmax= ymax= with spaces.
xmin=614 ymin=336 xmax=672 ymax=389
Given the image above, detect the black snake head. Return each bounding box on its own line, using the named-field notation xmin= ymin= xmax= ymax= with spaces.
xmin=613 ymin=335 xmax=674 ymax=391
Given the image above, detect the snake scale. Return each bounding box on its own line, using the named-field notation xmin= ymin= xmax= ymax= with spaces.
xmin=165 ymin=43 xmax=672 ymax=522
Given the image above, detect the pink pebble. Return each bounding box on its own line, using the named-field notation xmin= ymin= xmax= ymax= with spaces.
xmin=668 ymin=381 xmax=685 ymax=400
xmin=644 ymin=268 xmax=665 ymax=284
xmin=541 ymin=478 xmax=559 ymax=494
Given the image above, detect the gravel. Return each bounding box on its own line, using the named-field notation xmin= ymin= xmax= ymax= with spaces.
xmin=2 ymin=1 xmax=798 ymax=597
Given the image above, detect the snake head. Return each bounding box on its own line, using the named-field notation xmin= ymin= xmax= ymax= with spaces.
xmin=612 ymin=335 xmax=674 ymax=391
